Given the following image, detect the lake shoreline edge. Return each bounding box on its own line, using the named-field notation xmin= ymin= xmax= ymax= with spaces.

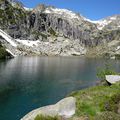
xmin=21 ymin=80 xmax=120 ymax=120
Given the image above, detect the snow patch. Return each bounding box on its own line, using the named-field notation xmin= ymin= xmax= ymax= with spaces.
xmin=96 ymin=20 xmax=112 ymax=30
xmin=6 ymin=49 xmax=16 ymax=57
xmin=110 ymin=16 xmax=117 ymax=20
xmin=116 ymin=46 xmax=120 ymax=51
xmin=24 ymin=7 xmax=33 ymax=11
xmin=84 ymin=16 xmax=117 ymax=30
xmin=84 ymin=18 xmax=112 ymax=30
xmin=16 ymin=39 xmax=40 ymax=47
xmin=44 ymin=8 xmax=80 ymax=20
xmin=0 ymin=29 xmax=17 ymax=47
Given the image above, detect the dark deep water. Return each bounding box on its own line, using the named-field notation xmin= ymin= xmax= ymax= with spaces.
xmin=0 ymin=56 xmax=120 ymax=120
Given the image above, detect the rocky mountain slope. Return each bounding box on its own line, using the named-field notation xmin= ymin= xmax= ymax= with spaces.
xmin=0 ymin=0 xmax=120 ymax=57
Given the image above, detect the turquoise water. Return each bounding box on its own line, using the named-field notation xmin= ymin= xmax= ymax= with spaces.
xmin=0 ymin=57 xmax=120 ymax=120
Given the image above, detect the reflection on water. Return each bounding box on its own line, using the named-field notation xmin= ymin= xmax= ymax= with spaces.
xmin=0 ymin=56 xmax=120 ymax=120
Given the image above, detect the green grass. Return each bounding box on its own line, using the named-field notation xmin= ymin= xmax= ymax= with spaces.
xmin=34 ymin=115 xmax=61 ymax=120
xmin=70 ymin=83 xmax=120 ymax=119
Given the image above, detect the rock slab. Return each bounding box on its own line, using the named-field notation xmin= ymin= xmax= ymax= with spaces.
xmin=21 ymin=97 xmax=76 ymax=120
xmin=106 ymin=75 xmax=120 ymax=84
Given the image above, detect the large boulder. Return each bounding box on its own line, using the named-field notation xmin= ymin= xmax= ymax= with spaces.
xmin=106 ymin=75 xmax=120 ymax=84
xmin=21 ymin=97 xmax=76 ymax=120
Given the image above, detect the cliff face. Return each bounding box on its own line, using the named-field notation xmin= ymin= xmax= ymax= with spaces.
xmin=0 ymin=1 xmax=98 ymax=46
xmin=0 ymin=0 xmax=120 ymax=57
xmin=27 ymin=5 xmax=98 ymax=46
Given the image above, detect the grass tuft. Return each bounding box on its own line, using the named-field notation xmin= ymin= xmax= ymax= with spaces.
xmin=34 ymin=115 xmax=61 ymax=120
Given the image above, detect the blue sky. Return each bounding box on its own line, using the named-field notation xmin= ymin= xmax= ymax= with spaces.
xmin=19 ymin=0 xmax=120 ymax=20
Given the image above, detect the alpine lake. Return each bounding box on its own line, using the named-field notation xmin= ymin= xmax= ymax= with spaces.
xmin=0 ymin=56 xmax=120 ymax=120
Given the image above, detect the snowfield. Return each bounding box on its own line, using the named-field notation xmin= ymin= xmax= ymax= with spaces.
xmin=44 ymin=7 xmax=80 ymax=20
xmin=0 ymin=29 xmax=17 ymax=47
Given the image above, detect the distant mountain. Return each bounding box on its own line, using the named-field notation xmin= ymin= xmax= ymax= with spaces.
xmin=0 ymin=0 xmax=120 ymax=57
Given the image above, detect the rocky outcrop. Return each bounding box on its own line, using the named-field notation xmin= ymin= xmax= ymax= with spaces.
xmin=106 ymin=75 xmax=120 ymax=84
xmin=21 ymin=97 xmax=76 ymax=120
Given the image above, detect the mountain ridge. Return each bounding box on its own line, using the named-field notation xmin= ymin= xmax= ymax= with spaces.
xmin=0 ymin=0 xmax=120 ymax=57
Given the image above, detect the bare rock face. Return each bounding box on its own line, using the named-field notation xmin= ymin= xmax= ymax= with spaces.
xmin=27 ymin=8 xmax=98 ymax=46
xmin=0 ymin=0 xmax=98 ymax=46
xmin=21 ymin=97 xmax=76 ymax=120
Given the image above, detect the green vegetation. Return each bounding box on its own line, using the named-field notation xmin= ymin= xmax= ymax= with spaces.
xmin=32 ymin=31 xmax=47 ymax=39
xmin=34 ymin=115 xmax=61 ymax=120
xmin=0 ymin=0 xmax=26 ymax=28
xmin=40 ymin=33 xmax=47 ymax=39
xmin=48 ymin=27 xmax=57 ymax=37
xmin=0 ymin=43 xmax=7 ymax=59
xmin=70 ymin=83 xmax=120 ymax=119
xmin=115 ymin=54 xmax=120 ymax=59
xmin=97 ymin=63 xmax=116 ymax=80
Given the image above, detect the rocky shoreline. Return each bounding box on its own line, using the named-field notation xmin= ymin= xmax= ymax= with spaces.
xmin=21 ymin=76 xmax=120 ymax=120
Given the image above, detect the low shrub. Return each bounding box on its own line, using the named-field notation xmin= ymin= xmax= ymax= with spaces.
xmin=0 ymin=44 xmax=7 ymax=59
xmin=97 ymin=63 xmax=116 ymax=81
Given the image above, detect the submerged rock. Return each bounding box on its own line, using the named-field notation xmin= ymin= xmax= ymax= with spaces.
xmin=21 ymin=97 xmax=76 ymax=120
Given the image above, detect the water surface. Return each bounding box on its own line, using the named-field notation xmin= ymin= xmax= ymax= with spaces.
xmin=0 ymin=57 xmax=120 ymax=120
